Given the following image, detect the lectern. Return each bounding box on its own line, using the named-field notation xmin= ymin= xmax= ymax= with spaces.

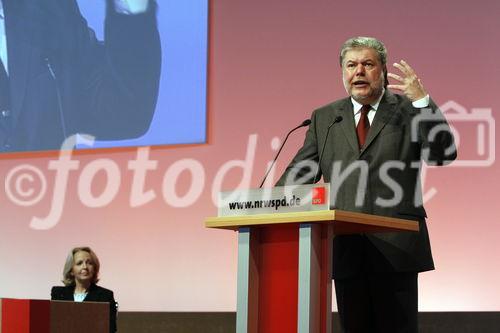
xmin=205 ymin=209 xmax=418 ymax=333
xmin=0 ymin=298 xmax=109 ymax=333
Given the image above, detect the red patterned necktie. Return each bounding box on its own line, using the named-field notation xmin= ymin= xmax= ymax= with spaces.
xmin=356 ymin=104 xmax=371 ymax=149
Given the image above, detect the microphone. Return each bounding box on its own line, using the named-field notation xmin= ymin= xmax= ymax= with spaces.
xmin=45 ymin=57 xmax=68 ymax=141
xmin=313 ymin=116 xmax=343 ymax=183
xmin=259 ymin=119 xmax=311 ymax=188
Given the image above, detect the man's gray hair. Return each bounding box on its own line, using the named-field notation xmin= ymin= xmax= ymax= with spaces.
xmin=339 ymin=37 xmax=387 ymax=67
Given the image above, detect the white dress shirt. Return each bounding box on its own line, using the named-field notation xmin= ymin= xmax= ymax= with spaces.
xmin=0 ymin=1 xmax=7 ymax=74
xmin=73 ymin=292 xmax=88 ymax=302
xmin=0 ymin=0 xmax=149 ymax=75
xmin=351 ymin=88 xmax=430 ymax=126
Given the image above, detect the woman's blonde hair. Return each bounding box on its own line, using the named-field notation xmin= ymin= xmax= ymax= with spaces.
xmin=62 ymin=246 xmax=100 ymax=286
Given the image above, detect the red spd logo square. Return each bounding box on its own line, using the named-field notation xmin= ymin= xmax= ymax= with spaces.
xmin=312 ymin=187 xmax=325 ymax=205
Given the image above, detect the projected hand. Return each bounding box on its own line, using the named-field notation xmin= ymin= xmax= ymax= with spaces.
xmin=118 ymin=0 xmax=149 ymax=14
xmin=387 ymin=60 xmax=427 ymax=102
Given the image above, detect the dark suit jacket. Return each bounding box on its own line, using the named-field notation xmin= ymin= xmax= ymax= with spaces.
xmin=1 ymin=0 xmax=161 ymax=152
xmin=277 ymin=90 xmax=457 ymax=279
xmin=51 ymin=284 xmax=117 ymax=333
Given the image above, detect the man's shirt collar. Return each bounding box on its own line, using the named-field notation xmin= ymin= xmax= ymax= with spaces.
xmin=351 ymin=88 xmax=385 ymax=114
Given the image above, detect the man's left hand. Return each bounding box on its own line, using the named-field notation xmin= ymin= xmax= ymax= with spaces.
xmin=387 ymin=60 xmax=427 ymax=102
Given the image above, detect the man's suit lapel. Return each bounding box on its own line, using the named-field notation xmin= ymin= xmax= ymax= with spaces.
xmin=4 ymin=0 xmax=36 ymax=129
xmin=336 ymin=98 xmax=359 ymax=153
xmin=361 ymin=90 xmax=398 ymax=154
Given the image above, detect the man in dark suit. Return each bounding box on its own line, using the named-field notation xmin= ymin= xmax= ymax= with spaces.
xmin=277 ymin=37 xmax=457 ymax=332
xmin=0 ymin=0 xmax=160 ymax=152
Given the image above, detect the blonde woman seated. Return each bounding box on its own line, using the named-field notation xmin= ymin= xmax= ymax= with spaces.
xmin=51 ymin=247 xmax=117 ymax=333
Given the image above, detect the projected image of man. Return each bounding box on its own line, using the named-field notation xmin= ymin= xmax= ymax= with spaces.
xmin=0 ymin=0 xmax=161 ymax=152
